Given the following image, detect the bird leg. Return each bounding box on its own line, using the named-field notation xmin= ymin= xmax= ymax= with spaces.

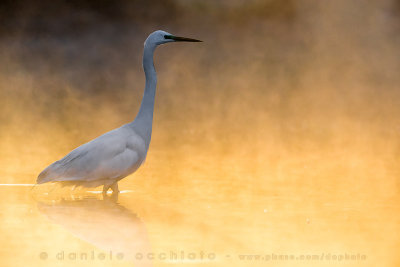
xmin=102 ymin=184 xmax=111 ymax=195
xmin=110 ymin=182 xmax=119 ymax=194
xmin=102 ymin=182 xmax=119 ymax=196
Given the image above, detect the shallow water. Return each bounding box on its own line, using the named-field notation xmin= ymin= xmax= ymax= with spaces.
xmin=1 ymin=148 xmax=399 ymax=267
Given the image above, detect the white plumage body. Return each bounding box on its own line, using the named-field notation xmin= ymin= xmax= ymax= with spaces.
xmin=37 ymin=124 xmax=147 ymax=188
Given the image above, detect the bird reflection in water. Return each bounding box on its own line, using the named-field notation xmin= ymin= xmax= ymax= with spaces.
xmin=37 ymin=192 xmax=152 ymax=267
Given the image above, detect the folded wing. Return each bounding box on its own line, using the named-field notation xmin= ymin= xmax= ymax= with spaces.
xmin=37 ymin=127 xmax=145 ymax=185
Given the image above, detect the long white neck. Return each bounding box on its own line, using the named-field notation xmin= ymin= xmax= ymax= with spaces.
xmin=130 ymin=42 xmax=157 ymax=150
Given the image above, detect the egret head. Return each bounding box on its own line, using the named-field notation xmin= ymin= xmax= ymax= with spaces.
xmin=144 ymin=30 xmax=202 ymax=47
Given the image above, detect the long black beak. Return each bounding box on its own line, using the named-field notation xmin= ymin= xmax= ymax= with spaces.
xmin=165 ymin=35 xmax=202 ymax=42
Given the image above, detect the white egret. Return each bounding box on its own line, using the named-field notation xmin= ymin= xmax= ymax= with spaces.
xmin=37 ymin=30 xmax=201 ymax=194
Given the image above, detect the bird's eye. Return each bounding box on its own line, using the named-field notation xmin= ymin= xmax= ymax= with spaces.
xmin=164 ymin=35 xmax=173 ymax=40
